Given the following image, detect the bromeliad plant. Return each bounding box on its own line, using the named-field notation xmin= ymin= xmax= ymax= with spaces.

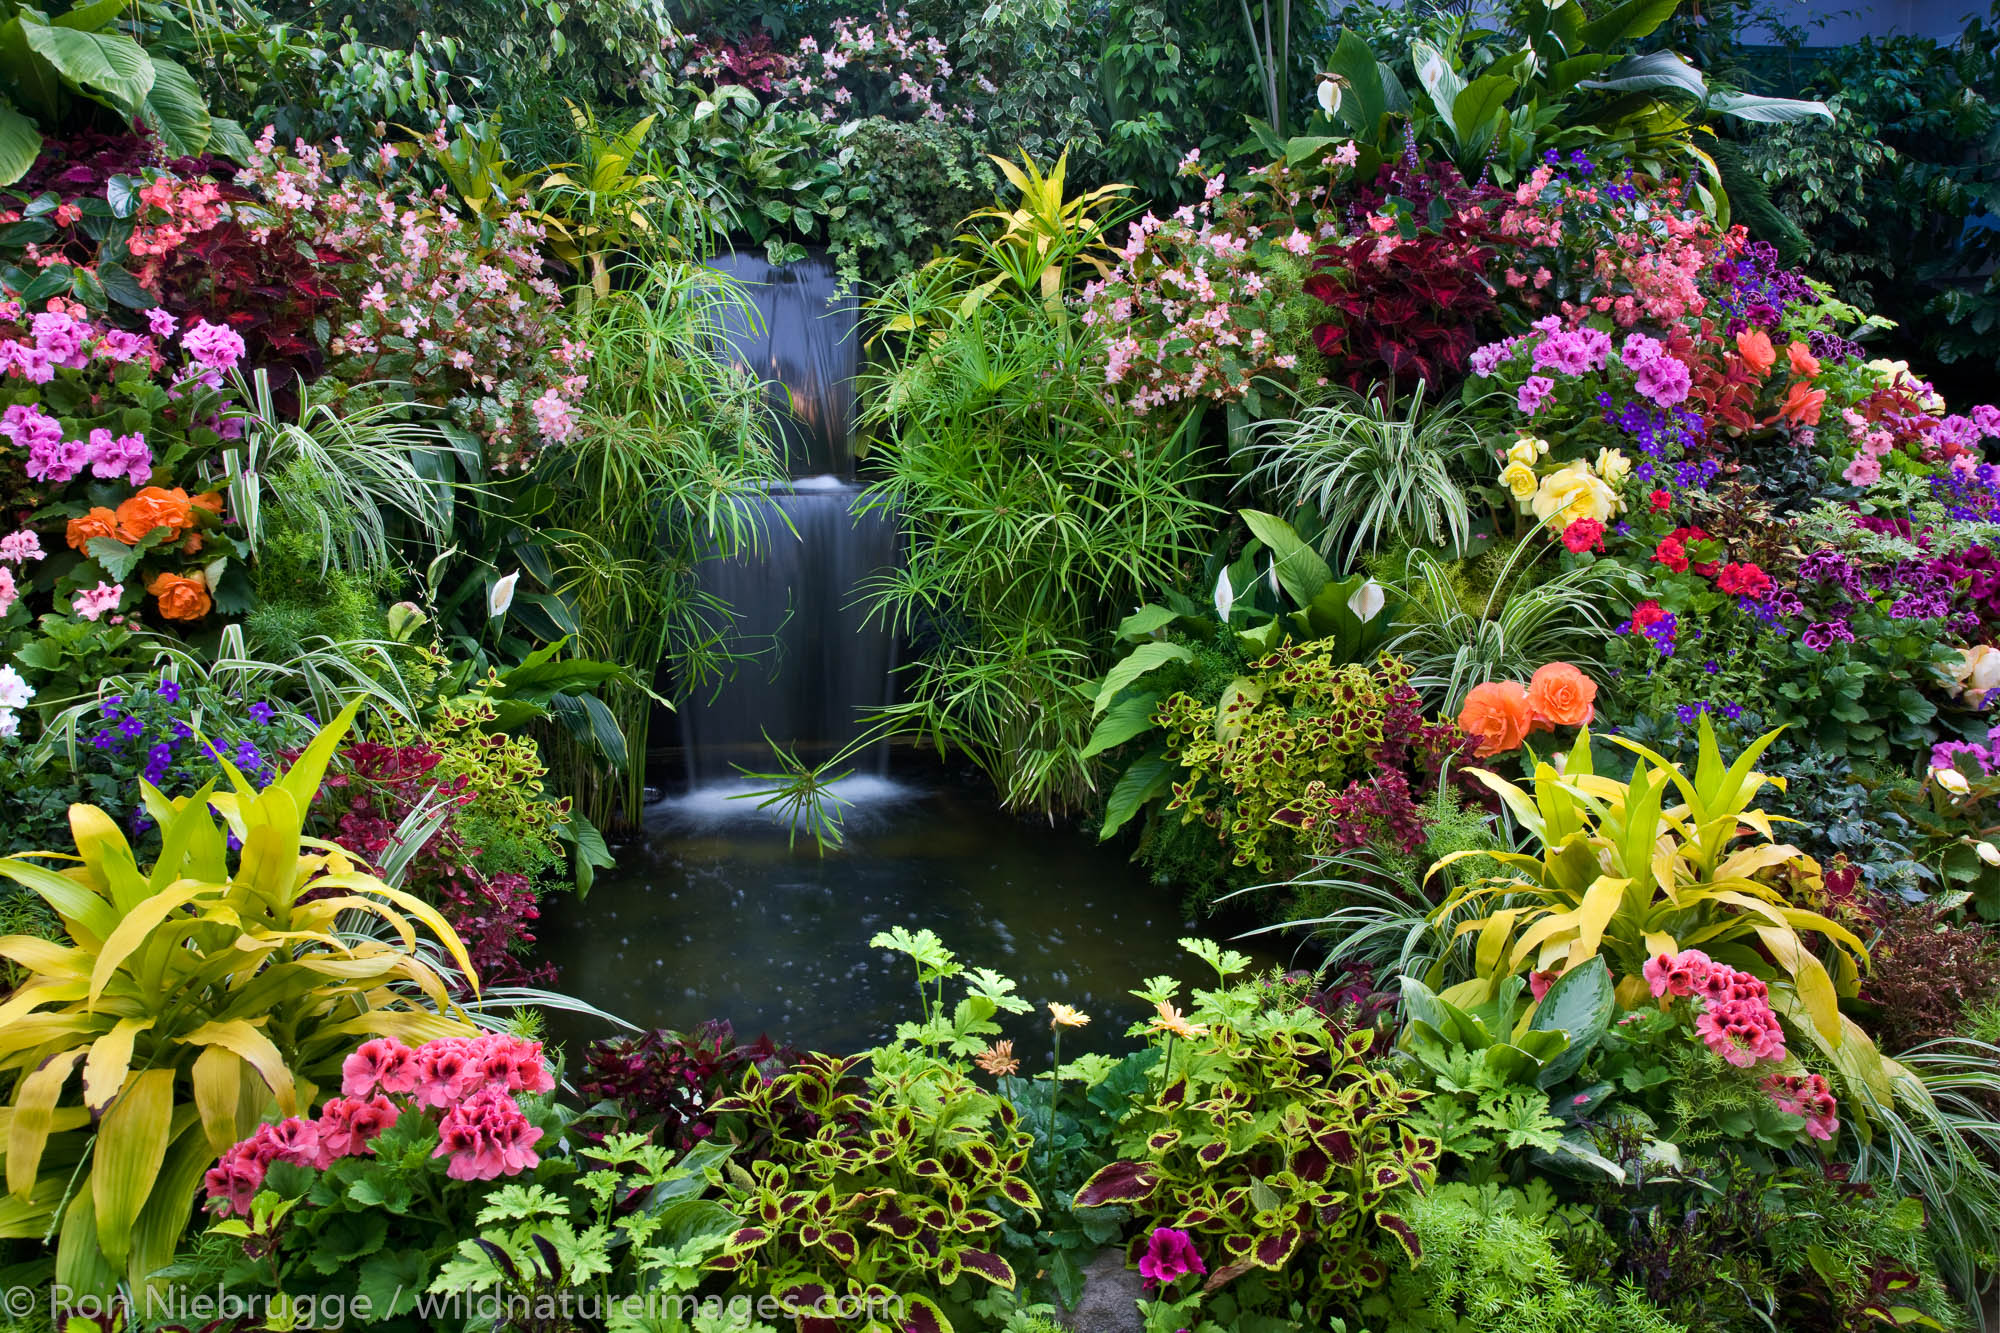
xmin=1427 ymin=717 xmax=1894 ymax=1104
xmin=0 ymin=700 xmax=477 ymax=1294
xmin=1074 ymin=941 xmax=1438 ymax=1325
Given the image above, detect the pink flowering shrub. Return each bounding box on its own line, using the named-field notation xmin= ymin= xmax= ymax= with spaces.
xmin=233 ymin=131 xmax=588 ymax=471
xmin=203 ymin=1033 xmax=555 ymax=1218
xmin=670 ymin=8 xmax=964 ymax=125
xmin=1083 ymin=149 xmax=1356 ymax=417
xmin=1643 ymin=947 xmax=1839 ymax=1141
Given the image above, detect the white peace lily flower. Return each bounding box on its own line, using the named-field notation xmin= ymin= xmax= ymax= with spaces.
xmin=1213 ymin=568 xmax=1234 ymax=621
xmin=1317 ymin=77 xmax=1341 ymax=115
xmin=1347 ymin=579 xmax=1386 ymax=623
xmin=488 ymin=571 xmax=520 ymax=619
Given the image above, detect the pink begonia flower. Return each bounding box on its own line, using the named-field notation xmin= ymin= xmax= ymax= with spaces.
xmin=72 ymin=582 xmax=124 ymax=621
xmin=1843 ymin=453 xmax=1882 ymax=486
xmin=317 ymin=1095 xmax=400 ymax=1159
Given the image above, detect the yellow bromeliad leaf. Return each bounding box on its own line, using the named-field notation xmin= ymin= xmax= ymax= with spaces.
xmin=81 ymin=1017 xmax=154 ymax=1112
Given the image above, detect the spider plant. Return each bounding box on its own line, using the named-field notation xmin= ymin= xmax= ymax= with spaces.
xmin=1388 ymin=538 xmax=1630 ymax=712
xmin=223 ymin=371 xmax=466 ymax=577
xmin=1847 ymin=1038 xmax=2000 ymax=1317
xmin=1243 ymin=384 xmax=1485 ymax=567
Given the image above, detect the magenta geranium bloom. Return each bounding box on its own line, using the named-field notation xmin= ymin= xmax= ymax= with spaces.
xmin=1138 ymin=1227 xmax=1206 ymax=1286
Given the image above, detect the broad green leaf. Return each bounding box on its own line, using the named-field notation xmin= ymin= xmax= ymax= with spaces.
xmin=1092 ymin=642 xmax=1191 ymax=718
xmin=1240 ymin=509 xmax=1332 ymax=606
xmin=21 ymin=21 xmax=154 ymax=110
xmin=1081 ymin=692 xmax=1161 ymax=759
xmin=1100 ymin=749 xmax=1172 ymax=839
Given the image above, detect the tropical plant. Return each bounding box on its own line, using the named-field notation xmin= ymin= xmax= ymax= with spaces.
xmin=705 ymin=1052 xmax=1038 ymax=1329
xmin=884 ymin=149 xmax=1133 ymax=330
xmin=1388 ymin=542 xmax=1627 ymax=712
xmin=0 ymin=0 xmax=241 ymax=183
xmin=0 ymin=701 xmax=476 ymax=1294
xmin=525 ymin=261 xmax=785 ymax=828
xmin=1427 ymin=721 xmax=1874 ymax=1059
xmin=1245 ymin=387 xmax=1485 ymax=566
xmin=858 ymin=301 xmax=1214 ymax=814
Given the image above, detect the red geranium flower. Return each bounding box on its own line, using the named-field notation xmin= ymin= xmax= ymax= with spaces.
xmin=1652 ymin=536 xmax=1689 ymax=572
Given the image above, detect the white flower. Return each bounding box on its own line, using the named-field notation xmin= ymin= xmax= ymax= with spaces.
xmin=1347 ymin=579 xmax=1386 ymax=623
xmin=1977 ymin=841 xmax=2000 ymax=867
xmin=487 ymin=571 xmax=520 ymax=619
xmin=1213 ymin=568 xmax=1234 ymax=621
xmin=0 ymin=709 xmax=16 ymax=740
xmin=1933 ymin=767 xmax=1972 ymax=796
xmin=0 ymin=664 xmax=32 ymax=710
xmin=1317 ymin=77 xmax=1341 ymax=116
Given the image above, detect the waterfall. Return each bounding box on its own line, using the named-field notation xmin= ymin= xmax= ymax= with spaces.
xmin=670 ymin=248 xmax=898 ymax=786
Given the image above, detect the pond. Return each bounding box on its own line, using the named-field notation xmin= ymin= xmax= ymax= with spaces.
xmin=536 ymin=763 xmax=1284 ymax=1056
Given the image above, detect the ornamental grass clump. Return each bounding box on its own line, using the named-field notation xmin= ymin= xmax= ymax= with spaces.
xmin=0 ymin=700 xmax=476 ymax=1294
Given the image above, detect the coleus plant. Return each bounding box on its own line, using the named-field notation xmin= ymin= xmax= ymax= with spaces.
xmin=704 ymin=928 xmax=1040 ymax=1333
xmin=1086 ymin=508 xmax=1400 ymax=841
xmin=1073 ymin=941 xmax=1439 ymax=1322
xmin=704 ymin=1052 xmax=1039 ymax=1333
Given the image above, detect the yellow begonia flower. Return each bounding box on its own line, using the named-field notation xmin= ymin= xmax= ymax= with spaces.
xmin=1500 ymin=460 xmax=1540 ymax=502
xmin=1594 ymin=448 xmax=1631 ymax=486
xmin=1530 ymin=463 xmax=1618 ymax=528
xmin=1505 ymin=437 xmax=1549 ymax=468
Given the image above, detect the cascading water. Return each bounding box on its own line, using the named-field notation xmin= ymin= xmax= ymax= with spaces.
xmin=670 ymin=248 xmax=898 ymax=786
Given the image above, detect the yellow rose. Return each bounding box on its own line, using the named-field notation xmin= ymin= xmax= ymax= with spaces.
xmin=1505 ymin=437 xmax=1549 ymax=468
xmin=1530 ymin=463 xmax=1617 ymax=528
xmin=1594 ymin=447 xmax=1631 ymax=486
xmin=1863 ymin=358 xmax=1910 ymax=385
xmin=1500 ymin=460 xmax=1540 ymax=501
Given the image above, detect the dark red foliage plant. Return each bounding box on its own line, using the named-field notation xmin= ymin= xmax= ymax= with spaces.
xmin=1857 ymin=903 xmax=2000 ymax=1053
xmin=580 ymin=1022 xmax=805 ymax=1151
xmin=313 ymin=740 xmax=555 ymax=989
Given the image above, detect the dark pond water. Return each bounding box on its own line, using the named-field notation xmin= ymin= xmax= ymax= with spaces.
xmin=534 ymin=768 xmax=1284 ymax=1057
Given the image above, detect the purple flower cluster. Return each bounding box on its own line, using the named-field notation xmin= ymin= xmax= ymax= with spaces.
xmin=1932 ymin=728 xmax=2000 ymax=776
xmin=1713 ymin=242 xmax=1818 ymax=333
xmin=0 ymin=403 xmax=153 ymax=485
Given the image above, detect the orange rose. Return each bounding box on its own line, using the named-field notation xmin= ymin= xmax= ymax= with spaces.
xmin=1736 ymin=329 xmax=1776 ymax=378
xmin=146 ymin=571 xmax=212 ymax=622
xmin=1458 ymin=681 xmax=1534 ymax=759
xmin=1779 ymin=381 xmax=1826 ymax=426
xmin=1526 ymin=662 xmax=1597 ymax=729
xmin=66 ymin=507 xmax=122 ymax=552
xmin=1786 ymin=341 xmax=1820 ymax=379
xmin=115 ymin=486 xmax=197 ymax=544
